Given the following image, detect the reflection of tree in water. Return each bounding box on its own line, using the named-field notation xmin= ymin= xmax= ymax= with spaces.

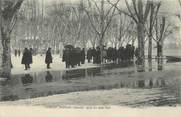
xmin=21 ymin=74 xmax=33 ymax=85
xmin=157 ymin=58 xmax=163 ymax=71
xmin=138 ymin=80 xmax=145 ymax=88
xmin=45 ymin=71 xmax=53 ymax=82
xmin=148 ymin=59 xmax=152 ymax=72
xmin=149 ymin=79 xmax=153 ymax=88
xmin=135 ymin=58 xmax=164 ymax=72
xmin=135 ymin=59 xmax=145 ymax=72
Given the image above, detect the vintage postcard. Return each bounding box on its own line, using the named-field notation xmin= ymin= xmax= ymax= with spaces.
xmin=0 ymin=0 xmax=181 ymax=116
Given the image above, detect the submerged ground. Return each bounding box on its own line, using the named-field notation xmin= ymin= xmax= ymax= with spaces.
xmin=0 ymin=49 xmax=181 ymax=107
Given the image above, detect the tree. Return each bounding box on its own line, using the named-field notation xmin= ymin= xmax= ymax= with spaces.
xmin=177 ymin=0 xmax=181 ymax=21
xmin=145 ymin=1 xmax=161 ymax=59
xmin=107 ymin=14 xmax=136 ymax=48
xmin=83 ymin=0 xmax=119 ymax=63
xmin=0 ymin=0 xmax=24 ymax=78
xmin=153 ymin=16 xmax=175 ymax=58
xmin=48 ymin=3 xmax=69 ymax=52
xmin=108 ymin=0 xmax=151 ymax=71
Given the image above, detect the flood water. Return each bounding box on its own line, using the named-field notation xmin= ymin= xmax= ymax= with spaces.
xmin=1 ymin=58 xmax=181 ymax=107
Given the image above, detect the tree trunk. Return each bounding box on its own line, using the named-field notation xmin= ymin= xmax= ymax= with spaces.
xmin=132 ymin=39 xmax=135 ymax=46
xmin=137 ymin=23 xmax=145 ymax=72
xmin=100 ymin=0 xmax=104 ymax=64
xmin=99 ymin=34 xmax=104 ymax=64
xmin=0 ymin=30 xmax=11 ymax=78
xmin=157 ymin=42 xmax=163 ymax=71
xmin=157 ymin=41 xmax=163 ymax=58
xmin=148 ymin=59 xmax=152 ymax=71
xmin=148 ymin=35 xmax=152 ymax=59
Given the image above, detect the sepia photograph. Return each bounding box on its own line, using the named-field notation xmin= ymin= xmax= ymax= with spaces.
xmin=0 ymin=0 xmax=181 ymax=116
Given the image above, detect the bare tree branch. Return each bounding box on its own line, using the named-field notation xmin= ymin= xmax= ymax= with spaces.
xmin=107 ymin=0 xmax=138 ymax=23
xmin=84 ymin=7 xmax=100 ymax=35
xmin=125 ymin=0 xmax=138 ymax=22
xmin=143 ymin=0 xmax=151 ymax=22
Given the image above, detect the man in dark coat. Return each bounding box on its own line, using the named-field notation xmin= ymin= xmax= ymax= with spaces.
xmin=21 ymin=48 xmax=30 ymax=70
xmin=62 ymin=48 xmax=70 ymax=68
xmin=107 ymin=47 xmax=113 ymax=62
xmin=87 ymin=48 xmax=92 ymax=63
xmin=135 ymin=48 xmax=139 ymax=59
xmin=45 ymin=48 xmax=53 ymax=69
xmin=125 ymin=44 xmax=132 ymax=61
xmin=14 ymin=49 xmax=17 ymax=57
xmin=118 ymin=47 xmax=124 ymax=63
xmin=112 ymin=47 xmax=117 ymax=63
xmin=92 ymin=47 xmax=97 ymax=64
xmin=95 ymin=47 xmax=101 ymax=64
xmin=74 ymin=47 xmax=81 ymax=67
xmin=27 ymin=48 xmax=33 ymax=69
xmin=80 ymin=48 xmax=85 ymax=64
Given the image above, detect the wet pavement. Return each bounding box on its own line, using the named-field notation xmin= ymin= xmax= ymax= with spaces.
xmin=1 ymin=58 xmax=181 ymax=107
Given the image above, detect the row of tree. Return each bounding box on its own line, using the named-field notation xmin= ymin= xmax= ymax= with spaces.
xmin=0 ymin=0 xmax=180 ymax=78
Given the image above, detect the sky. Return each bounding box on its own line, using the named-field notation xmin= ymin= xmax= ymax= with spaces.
xmin=42 ymin=0 xmax=180 ymax=13
xmin=39 ymin=0 xmax=181 ymax=44
xmin=41 ymin=0 xmax=181 ymax=24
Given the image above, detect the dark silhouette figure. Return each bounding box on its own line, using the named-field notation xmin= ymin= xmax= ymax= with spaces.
xmin=87 ymin=48 xmax=92 ymax=63
xmin=22 ymin=48 xmax=32 ymax=70
xmin=135 ymin=48 xmax=139 ymax=59
xmin=118 ymin=47 xmax=124 ymax=62
xmin=94 ymin=47 xmax=101 ymax=64
xmin=62 ymin=48 xmax=71 ymax=68
xmin=112 ymin=47 xmax=117 ymax=63
xmin=28 ymin=48 xmax=33 ymax=69
xmin=45 ymin=48 xmax=53 ymax=69
xmin=74 ymin=48 xmax=81 ymax=67
xmin=80 ymin=48 xmax=85 ymax=64
xmin=92 ymin=47 xmax=97 ymax=64
xmin=14 ymin=49 xmax=17 ymax=57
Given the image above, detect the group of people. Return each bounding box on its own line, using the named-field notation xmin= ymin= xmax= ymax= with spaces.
xmin=62 ymin=44 xmax=137 ymax=69
xmin=21 ymin=47 xmax=52 ymax=70
xmin=62 ymin=47 xmax=85 ymax=68
xmin=21 ymin=44 xmax=137 ymax=70
xmin=87 ymin=44 xmax=136 ymax=64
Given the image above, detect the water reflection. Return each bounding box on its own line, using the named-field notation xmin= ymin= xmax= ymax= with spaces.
xmin=149 ymin=79 xmax=153 ymax=88
xmin=62 ymin=69 xmax=86 ymax=80
xmin=45 ymin=71 xmax=53 ymax=82
xmin=87 ymin=68 xmax=101 ymax=77
xmin=21 ymin=74 xmax=33 ymax=86
xmin=138 ymin=80 xmax=145 ymax=88
xmin=157 ymin=58 xmax=163 ymax=71
xmin=135 ymin=59 xmax=145 ymax=72
xmin=0 ymin=60 xmax=181 ymax=107
xmin=148 ymin=59 xmax=152 ymax=72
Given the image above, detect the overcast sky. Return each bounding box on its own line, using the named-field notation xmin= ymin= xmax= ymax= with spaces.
xmin=40 ymin=0 xmax=181 ymax=41
xmin=42 ymin=0 xmax=180 ymax=12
